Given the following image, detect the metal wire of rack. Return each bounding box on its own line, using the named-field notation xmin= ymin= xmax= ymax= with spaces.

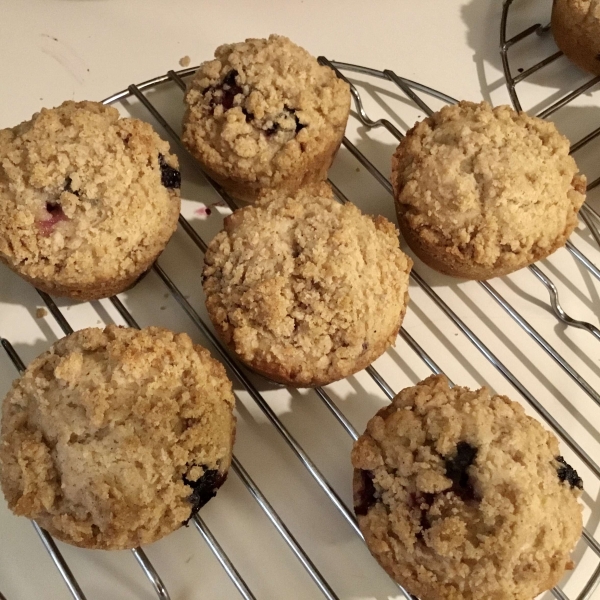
xmin=1 ymin=49 xmax=600 ymax=600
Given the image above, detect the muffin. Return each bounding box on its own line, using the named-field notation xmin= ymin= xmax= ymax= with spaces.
xmin=391 ymin=101 xmax=586 ymax=279
xmin=552 ymin=0 xmax=600 ymax=76
xmin=203 ymin=182 xmax=413 ymax=387
xmin=0 ymin=326 xmax=236 ymax=550
xmin=0 ymin=101 xmax=181 ymax=300
xmin=182 ymin=34 xmax=350 ymax=203
xmin=352 ymin=375 xmax=583 ymax=600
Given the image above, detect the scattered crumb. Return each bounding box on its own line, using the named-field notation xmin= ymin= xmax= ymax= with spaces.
xmin=35 ymin=307 xmax=47 ymax=319
xmin=518 ymin=67 xmax=524 ymax=73
xmin=179 ymin=55 xmax=191 ymax=67
xmin=160 ymin=306 xmax=166 ymax=310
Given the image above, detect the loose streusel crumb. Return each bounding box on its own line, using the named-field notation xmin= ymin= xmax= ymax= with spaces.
xmin=392 ymin=101 xmax=586 ymax=279
xmin=35 ymin=308 xmax=47 ymax=319
xmin=0 ymin=101 xmax=181 ymax=300
xmin=0 ymin=325 xmax=236 ymax=550
xmin=179 ymin=55 xmax=191 ymax=68
xmin=203 ymin=182 xmax=412 ymax=387
xmin=182 ymin=35 xmax=350 ymax=202
xmin=352 ymin=375 xmax=583 ymax=600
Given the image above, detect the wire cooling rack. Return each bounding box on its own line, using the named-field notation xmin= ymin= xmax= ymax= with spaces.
xmin=1 ymin=36 xmax=600 ymax=600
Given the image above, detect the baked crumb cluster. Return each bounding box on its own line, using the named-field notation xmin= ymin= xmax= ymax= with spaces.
xmin=183 ymin=34 xmax=350 ymax=201
xmin=0 ymin=101 xmax=181 ymax=299
xmin=392 ymin=101 xmax=586 ymax=278
xmin=0 ymin=326 xmax=235 ymax=550
xmin=203 ymin=182 xmax=412 ymax=386
xmin=352 ymin=375 xmax=583 ymax=600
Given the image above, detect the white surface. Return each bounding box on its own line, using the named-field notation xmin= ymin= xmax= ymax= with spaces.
xmin=0 ymin=1 xmax=599 ymax=599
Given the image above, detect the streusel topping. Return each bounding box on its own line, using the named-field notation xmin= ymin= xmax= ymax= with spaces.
xmin=183 ymin=35 xmax=350 ymax=185
xmin=392 ymin=101 xmax=585 ymax=271
xmin=352 ymin=374 xmax=583 ymax=600
xmin=0 ymin=326 xmax=235 ymax=550
xmin=203 ymin=182 xmax=412 ymax=386
xmin=0 ymin=101 xmax=180 ymax=288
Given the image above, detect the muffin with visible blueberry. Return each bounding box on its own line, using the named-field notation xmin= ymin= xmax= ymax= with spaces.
xmin=552 ymin=0 xmax=600 ymax=76
xmin=0 ymin=101 xmax=181 ymax=300
xmin=0 ymin=325 xmax=236 ymax=550
xmin=182 ymin=34 xmax=350 ymax=203
xmin=352 ymin=374 xmax=583 ymax=600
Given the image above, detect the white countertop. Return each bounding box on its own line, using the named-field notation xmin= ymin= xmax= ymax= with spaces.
xmin=1 ymin=1 xmax=599 ymax=599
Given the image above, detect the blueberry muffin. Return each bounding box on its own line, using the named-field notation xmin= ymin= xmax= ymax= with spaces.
xmin=352 ymin=375 xmax=583 ymax=600
xmin=0 ymin=101 xmax=181 ymax=300
xmin=552 ymin=0 xmax=600 ymax=76
xmin=182 ymin=34 xmax=350 ymax=203
xmin=391 ymin=101 xmax=586 ymax=279
xmin=203 ymin=182 xmax=412 ymax=387
xmin=0 ymin=326 xmax=236 ymax=550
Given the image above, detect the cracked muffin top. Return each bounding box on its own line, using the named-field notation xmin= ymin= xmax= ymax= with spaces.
xmin=182 ymin=35 xmax=350 ymax=193
xmin=0 ymin=325 xmax=236 ymax=550
xmin=352 ymin=374 xmax=583 ymax=600
xmin=392 ymin=101 xmax=586 ymax=278
xmin=0 ymin=101 xmax=181 ymax=296
xmin=203 ymin=182 xmax=412 ymax=387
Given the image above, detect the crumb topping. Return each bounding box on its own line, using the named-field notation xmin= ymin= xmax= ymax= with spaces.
xmin=0 ymin=101 xmax=181 ymax=289
xmin=203 ymin=182 xmax=412 ymax=386
xmin=183 ymin=35 xmax=350 ymax=186
xmin=392 ymin=101 xmax=586 ymax=272
xmin=352 ymin=374 xmax=583 ymax=600
xmin=0 ymin=326 xmax=235 ymax=550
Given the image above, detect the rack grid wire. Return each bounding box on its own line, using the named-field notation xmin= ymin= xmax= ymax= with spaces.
xmin=1 ymin=9 xmax=600 ymax=599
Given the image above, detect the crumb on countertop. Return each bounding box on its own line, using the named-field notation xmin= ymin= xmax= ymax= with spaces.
xmin=36 ymin=308 xmax=47 ymax=319
xmin=179 ymin=55 xmax=191 ymax=67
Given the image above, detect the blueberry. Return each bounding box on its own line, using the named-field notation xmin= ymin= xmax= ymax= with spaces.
xmin=64 ymin=177 xmax=80 ymax=196
xmin=354 ymin=470 xmax=377 ymax=516
xmin=288 ymin=108 xmax=306 ymax=133
xmin=444 ymin=441 xmax=478 ymax=501
xmin=158 ymin=154 xmax=181 ymax=190
xmin=556 ymin=456 xmax=583 ymax=490
xmin=264 ymin=122 xmax=280 ymax=136
xmin=182 ymin=465 xmax=227 ymax=524
xmin=241 ymin=107 xmax=254 ymax=123
xmin=46 ymin=202 xmax=62 ymax=214
xmin=222 ymin=69 xmax=238 ymax=88
xmin=209 ymin=69 xmax=244 ymax=111
xmin=411 ymin=492 xmax=435 ymax=539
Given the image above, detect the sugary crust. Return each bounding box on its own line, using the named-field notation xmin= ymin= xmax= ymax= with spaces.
xmin=352 ymin=375 xmax=583 ymax=600
xmin=182 ymin=35 xmax=350 ymax=203
xmin=203 ymin=182 xmax=413 ymax=387
xmin=0 ymin=101 xmax=181 ymax=300
xmin=0 ymin=326 xmax=236 ymax=550
xmin=391 ymin=101 xmax=586 ymax=279
xmin=552 ymin=0 xmax=600 ymax=75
